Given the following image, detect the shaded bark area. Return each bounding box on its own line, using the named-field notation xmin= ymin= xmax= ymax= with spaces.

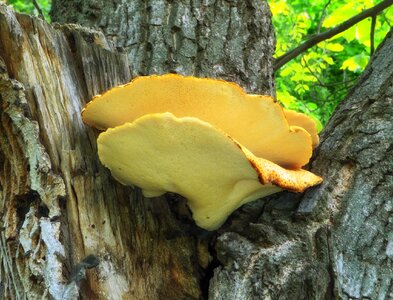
xmin=50 ymin=0 xmax=275 ymax=95
xmin=209 ymin=29 xmax=393 ymax=299
xmin=1 ymin=1 xmax=276 ymax=299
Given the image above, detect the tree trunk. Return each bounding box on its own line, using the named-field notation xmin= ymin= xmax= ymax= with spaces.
xmin=208 ymin=29 xmax=393 ymax=299
xmin=0 ymin=1 xmax=275 ymax=299
xmin=2 ymin=0 xmax=392 ymax=298
xmin=48 ymin=2 xmax=393 ymax=298
xmin=50 ymin=0 xmax=276 ymax=95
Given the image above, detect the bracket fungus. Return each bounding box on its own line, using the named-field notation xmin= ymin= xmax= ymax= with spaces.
xmin=82 ymin=74 xmax=322 ymax=231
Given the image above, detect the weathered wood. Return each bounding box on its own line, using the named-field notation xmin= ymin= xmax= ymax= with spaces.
xmin=0 ymin=6 xmax=200 ymax=299
xmin=1 ymin=1 xmax=276 ymax=298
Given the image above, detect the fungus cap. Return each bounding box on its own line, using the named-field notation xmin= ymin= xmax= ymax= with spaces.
xmin=283 ymin=109 xmax=319 ymax=148
xmin=97 ymin=113 xmax=322 ymax=230
xmin=83 ymin=74 xmax=317 ymax=168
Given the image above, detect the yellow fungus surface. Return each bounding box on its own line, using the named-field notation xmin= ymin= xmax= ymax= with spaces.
xmin=97 ymin=113 xmax=322 ymax=230
xmin=83 ymin=74 xmax=315 ymax=168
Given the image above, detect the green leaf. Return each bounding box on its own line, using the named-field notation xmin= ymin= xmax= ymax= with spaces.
xmin=7 ymin=0 xmax=51 ymax=20
xmin=356 ymin=18 xmax=372 ymax=47
xmin=384 ymin=5 xmax=393 ymax=21
xmin=294 ymin=84 xmax=309 ymax=93
xmin=270 ymin=0 xmax=291 ymax=16
xmin=323 ymin=3 xmax=358 ymax=28
xmin=341 ymin=53 xmax=370 ymax=73
xmin=309 ymin=114 xmax=324 ymax=133
xmin=280 ymin=66 xmax=294 ymax=77
xmin=341 ymin=57 xmax=359 ymax=72
xmin=307 ymin=102 xmax=318 ymax=110
xmin=322 ymin=55 xmax=334 ymax=65
xmin=324 ymin=43 xmax=344 ymax=52
xmin=333 ymin=26 xmax=357 ymax=43
xmin=277 ymin=90 xmax=297 ymax=107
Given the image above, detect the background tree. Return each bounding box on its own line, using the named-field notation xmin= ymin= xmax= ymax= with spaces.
xmin=271 ymin=0 xmax=393 ymax=126
xmin=4 ymin=0 xmax=50 ymax=19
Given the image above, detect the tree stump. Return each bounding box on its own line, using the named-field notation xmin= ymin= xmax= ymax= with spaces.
xmin=0 ymin=2 xmax=275 ymax=298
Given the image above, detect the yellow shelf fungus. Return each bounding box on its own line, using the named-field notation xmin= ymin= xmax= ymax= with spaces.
xmin=82 ymin=74 xmax=322 ymax=230
xmin=83 ymin=74 xmax=318 ymax=168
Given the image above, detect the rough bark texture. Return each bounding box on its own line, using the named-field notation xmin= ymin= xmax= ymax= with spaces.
xmin=208 ymin=29 xmax=393 ymax=299
xmin=0 ymin=6 xmax=197 ymax=300
xmin=0 ymin=1 xmax=276 ymax=299
xmin=4 ymin=0 xmax=392 ymax=298
xmin=50 ymin=0 xmax=275 ymax=95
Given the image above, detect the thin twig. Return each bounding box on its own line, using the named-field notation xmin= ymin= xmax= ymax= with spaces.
xmin=370 ymin=16 xmax=377 ymax=56
xmin=31 ymin=0 xmax=45 ymax=20
xmin=325 ymin=83 xmax=356 ymax=102
xmin=315 ymin=77 xmax=358 ymax=87
xmin=382 ymin=14 xmax=391 ymax=26
xmin=274 ymin=0 xmax=393 ymax=71
xmin=301 ymin=57 xmax=326 ymax=87
xmin=317 ymin=0 xmax=332 ymax=34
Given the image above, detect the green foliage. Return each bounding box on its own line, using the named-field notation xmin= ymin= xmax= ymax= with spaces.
xmin=6 ymin=0 xmax=51 ymax=20
xmin=270 ymin=0 xmax=393 ymax=126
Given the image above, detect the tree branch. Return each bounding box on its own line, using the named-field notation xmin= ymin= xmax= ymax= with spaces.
xmin=31 ymin=0 xmax=45 ymax=20
xmin=274 ymin=0 xmax=393 ymax=71
xmin=302 ymin=57 xmax=325 ymax=87
xmin=316 ymin=0 xmax=332 ymax=34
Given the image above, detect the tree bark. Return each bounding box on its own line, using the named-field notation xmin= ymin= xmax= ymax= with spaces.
xmin=48 ymin=3 xmax=393 ymax=299
xmin=209 ymin=29 xmax=393 ymax=299
xmin=2 ymin=0 xmax=392 ymax=299
xmin=50 ymin=0 xmax=276 ymax=95
xmin=0 ymin=1 xmax=275 ymax=299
